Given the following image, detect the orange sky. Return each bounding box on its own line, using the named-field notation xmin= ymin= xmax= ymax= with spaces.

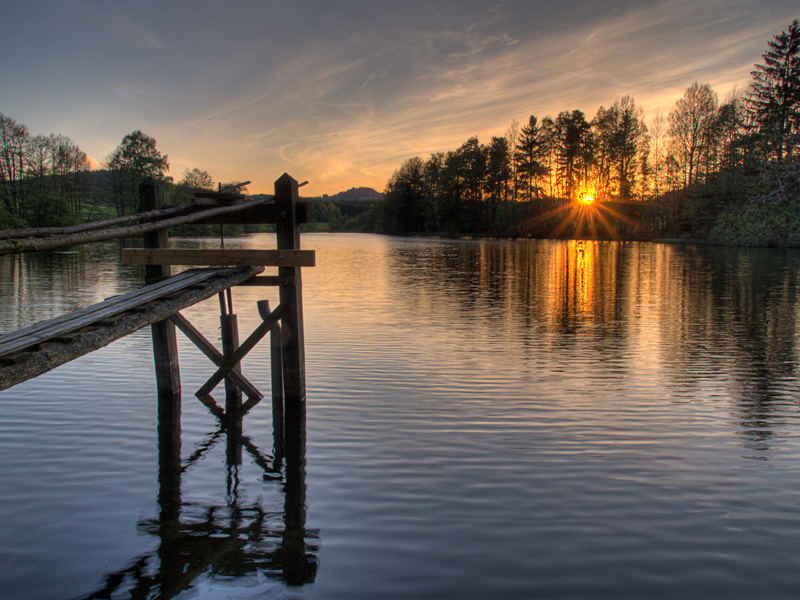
xmin=1 ymin=1 xmax=797 ymax=195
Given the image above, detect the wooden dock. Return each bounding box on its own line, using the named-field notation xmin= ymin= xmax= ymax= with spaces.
xmin=0 ymin=172 xmax=318 ymax=591
xmin=0 ymin=172 xmax=313 ymax=442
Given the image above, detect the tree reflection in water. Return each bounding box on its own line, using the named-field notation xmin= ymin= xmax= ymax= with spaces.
xmin=74 ymin=393 xmax=317 ymax=599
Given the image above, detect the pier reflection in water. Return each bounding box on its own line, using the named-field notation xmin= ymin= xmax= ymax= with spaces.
xmin=76 ymin=391 xmax=317 ymax=599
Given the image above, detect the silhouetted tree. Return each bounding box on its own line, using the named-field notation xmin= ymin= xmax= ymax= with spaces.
xmin=450 ymin=137 xmax=486 ymax=231
xmin=382 ymin=157 xmax=426 ymax=233
xmin=180 ymin=168 xmax=214 ymax=191
xmin=485 ymin=136 xmax=512 ymax=231
xmin=514 ymin=116 xmax=549 ymax=202
xmin=422 ymin=153 xmax=445 ymax=231
xmin=669 ymin=82 xmax=718 ymax=186
xmin=593 ymin=96 xmax=648 ymax=198
xmin=0 ymin=113 xmax=29 ymax=216
xmin=555 ymin=110 xmax=591 ymax=199
xmin=108 ymin=130 xmax=168 ymax=215
xmin=650 ymin=113 xmax=668 ymax=195
xmin=746 ymin=18 xmax=800 ymax=162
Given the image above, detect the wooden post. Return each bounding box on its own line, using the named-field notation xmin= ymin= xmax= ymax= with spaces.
xmin=274 ymin=174 xmax=306 ymax=432
xmin=157 ymin=400 xmax=181 ymax=597
xmin=141 ymin=177 xmax=182 ymax=598
xmin=282 ymin=426 xmax=312 ymax=584
xmin=139 ymin=178 xmax=181 ymax=404
xmin=221 ymin=313 xmax=242 ymax=417
xmin=263 ymin=300 xmax=284 ymax=466
xmin=221 ymin=312 xmax=242 ymax=465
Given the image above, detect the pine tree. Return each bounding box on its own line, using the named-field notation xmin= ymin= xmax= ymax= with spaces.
xmin=514 ymin=115 xmax=548 ymax=202
xmin=746 ymin=19 xmax=800 ymax=162
xmin=555 ymin=110 xmax=590 ymax=200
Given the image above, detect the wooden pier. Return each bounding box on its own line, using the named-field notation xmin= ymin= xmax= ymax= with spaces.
xmin=0 ymin=172 xmax=313 ymax=453
xmin=0 ymin=173 xmax=319 ymax=591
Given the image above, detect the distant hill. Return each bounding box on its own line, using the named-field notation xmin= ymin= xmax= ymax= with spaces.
xmin=322 ymin=187 xmax=383 ymax=204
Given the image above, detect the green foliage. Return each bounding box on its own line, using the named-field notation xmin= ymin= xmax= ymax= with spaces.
xmin=21 ymin=193 xmax=77 ymax=228
xmin=0 ymin=200 xmax=20 ymax=229
xmin=309 ymin=199 xmax=349 ymax=231
xmin=711 ymin=195 xmax=800 ymax=246
xmin=342 ymin=205 xmax=381 ymax=232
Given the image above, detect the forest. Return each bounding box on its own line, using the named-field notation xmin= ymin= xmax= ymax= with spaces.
xmin=0 ymin=124 xmax=229 ymax=230
xmin=1 ymin=20 xmax=798 ymax=245
xmin=364 ymin=19 xmax=800 ymax=245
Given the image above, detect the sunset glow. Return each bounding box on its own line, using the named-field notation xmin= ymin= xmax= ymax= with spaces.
xmin=0 ymin=2 xmax=795 ymax=195
xmin=580 ymin=195 xmax=595 ymax=205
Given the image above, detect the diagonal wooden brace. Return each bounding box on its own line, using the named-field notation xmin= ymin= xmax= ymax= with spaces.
xmin=169 ymin=312 xmax=262 ymax=400
xmin=195 ymin=302 xmax=284 ymax=399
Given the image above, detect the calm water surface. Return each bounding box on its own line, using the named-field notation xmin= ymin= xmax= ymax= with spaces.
xmin=2 ymin=234 xmax=800 ymax=599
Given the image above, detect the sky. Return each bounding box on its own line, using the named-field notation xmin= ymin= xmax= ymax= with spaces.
xmin=1 ymin=1 xmax=797 ymax=196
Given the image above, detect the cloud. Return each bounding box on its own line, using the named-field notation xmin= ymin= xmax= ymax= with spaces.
xmin=105 ymin=3 xmax=164 ymax=51
xmin=101 ymin=0 xmax=800 ymax=194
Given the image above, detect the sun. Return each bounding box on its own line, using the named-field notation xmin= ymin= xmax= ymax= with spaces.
xmin=579 ymin=194 xmax=594 ymax=205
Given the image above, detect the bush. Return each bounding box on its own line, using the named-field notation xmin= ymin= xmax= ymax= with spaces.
xmin=710 ymin=195 xmax=800 ymax=246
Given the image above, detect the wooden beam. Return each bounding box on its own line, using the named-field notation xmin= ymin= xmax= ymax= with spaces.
xmin=122 ymin=248 xmax=315 ymax=267
xmin=195 ymin=305 xmax=283 ymax=398
xmin=169 ymin=312 xmax=262 ymax=400
xmin=0 ymin=267 xmax=262 ymax=391
xmin=237 ymin=276 xmax=280 ymax=286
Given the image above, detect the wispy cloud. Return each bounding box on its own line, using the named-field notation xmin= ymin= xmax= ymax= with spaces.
xmin=105 ymin=3 xmax=164 ymax=51
xmin=36 ymin=0 xmax=794 ymax=195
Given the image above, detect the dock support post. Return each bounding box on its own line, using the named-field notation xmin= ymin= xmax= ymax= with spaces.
xmin=274 ymin=175 xmax=307 ymax=582
xmin=139 ymin=178 xmax=181 ymax=406
xmin=274 ymin=174 xmax=306 ymax=458
xmin=265 ymin=300 xmax=284 ymax=466
xmin=221 ymin=312 xmax=242 ymax=465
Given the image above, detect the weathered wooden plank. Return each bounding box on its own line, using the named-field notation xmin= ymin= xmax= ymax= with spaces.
xmin=121 ymin=248 xmax=315 ymax=267
xmin=0 ymin=267 xmax=262 ymax=391
xmin=0 ymin=269 xmax=230 ymax=356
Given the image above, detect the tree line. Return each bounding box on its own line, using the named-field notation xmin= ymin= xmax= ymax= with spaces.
xmin=2 ymin=19 xmax=797 ymax=244
xmin=372 ymin=19 xmax=799 ymax=244
xmin=0 ymin=121 xmax=230 ymax=229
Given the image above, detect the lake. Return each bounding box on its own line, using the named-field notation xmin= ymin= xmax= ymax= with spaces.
xmin=2 ymin=233 xmax=800 ymax=599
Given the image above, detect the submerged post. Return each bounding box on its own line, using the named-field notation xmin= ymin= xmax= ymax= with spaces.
xmin=275 ymin=173 xmax=306 ymax=488
xmin=265 ymin=300 xmax=284 ymax=466
xmin=274 ymin=174 xmax=306 ymax=406
xmin=139 ymin=178 xmax=181 ymax=403
xmin=221 ymin=312 xmax=243 ymax=465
